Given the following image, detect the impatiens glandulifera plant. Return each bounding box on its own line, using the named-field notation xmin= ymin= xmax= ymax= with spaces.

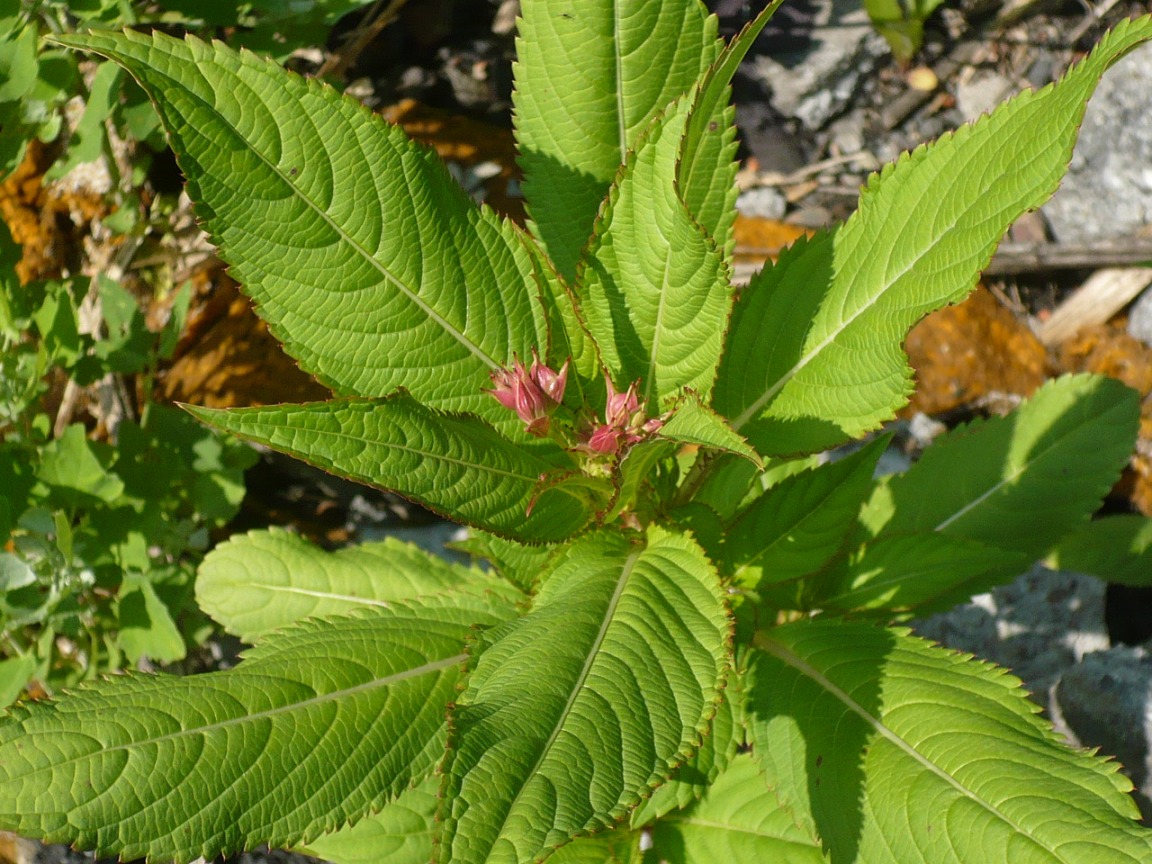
xmin=3 ymin=2 xmax=1152 ymax=861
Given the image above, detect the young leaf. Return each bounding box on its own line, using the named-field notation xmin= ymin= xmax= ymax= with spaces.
xmin=725 ymin=435 xmax=888 ymax=591
xmin=197 ymin=526 xmax=520 ymax=642
xmin=678 ymin=0 xmax=785 ymax=253
xmin=645 ymin=754 xmax=824 ymax=863
xmin=1048 ymin=514 xmax=1152 ymax=587
xmin=657 ymin=395 xmax=763 ymax=468
xmin=513 ymin=0 xmax=721 ymax=280
xmin=748 ymin=621 xmax=1152 ymax=862
xmin=55 ymin=29 xmax=549 ymax=421
xmin=0 ymin=600 xmax=513 ymax=863
xmin=714 ymin=17 xmax=1152 ymax=455
xmin=185 ymin=396 xmax=592 ymax=544
xmin=296 ymin=777 xmax=439 ymax=864
xmin=438 ymin=525 xmax=730 ymax=864
xmin=859 ymin=374 xmax=1138 ymax=559
xmin=578 ymin=90 xmax=730 ymax=406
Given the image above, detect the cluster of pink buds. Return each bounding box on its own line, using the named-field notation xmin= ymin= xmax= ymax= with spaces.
xmin=487 ymin=349 xmax=569 ymax=437
xmin=580 ymin=373 xmax=664 ymax=456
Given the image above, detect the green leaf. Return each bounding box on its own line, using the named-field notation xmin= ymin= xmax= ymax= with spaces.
xmin=197 ymin=526 xmax=520 ymax=642
xmin=645 ymin=754 xmax=824 ymax=863
xmin=1048 ymin=514 xmax=1152 ymax=587
xmin=658 ymin=395 xmax=762 ymax=468
xmin=116 ymin=572 xmax=187 ymax=664
xmin=438 ymin=525 xmax=730 ymax=864
xmin=55 ymin=29 xmax=549 ymax=422
xmin=513 ymin=0 xmax=721 ymax=280
xmin=449 ymin=529 xmax=562 ymax=593
xmin=45 ymin=61 xmax=121 ymax=181
xmin=37 ymin=424 xmax=124 ymax=504
xmin=578 ymin=88 xmax=730 ymax=406
xmin=296 ymin=777 xmax=438 ymax=864
xmin=0 ymin=655 xmax=35 ymax=709
xmin=603 ymin=439 xmax=677 ymax=524
xmin=714 ymin=17 xmax=1152 ymax=455
xmin=548 ymin=830 xmax=643 ymax=864
xmin=630 ymin=665 xmax=745 ymax=827
xmin=859 ymin=374 xmax=1138 ymax=559
xmin=748 ymin=621 xmax=1152 ymax=862
xmin=811 ymin=532 xmax=1030 ymax=616
xmin=0 ymin=600 xmax=510 ymax=862
xmin=725 ymin=436 xmax=888 ymax=591
xmin=678 ymin=0 xmax=785 ymax=254
xmin=185 ymin=395 xmax=591 ymax=544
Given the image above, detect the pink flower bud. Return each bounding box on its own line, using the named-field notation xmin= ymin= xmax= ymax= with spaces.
xmin=488 ymin=352 xmax=569 ymax=436
xmin=584 ymin=424 xmax=624 ymax=454
xmin=603 ymin=374 xmax=640 ymax=429
xmin=530 ymin=349 xmax=569 ymax=404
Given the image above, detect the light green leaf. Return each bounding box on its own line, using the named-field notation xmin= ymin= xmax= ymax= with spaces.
xmin=55 ymin=29 xmax=549 ymax=422
xmin=714 ymin=18 xmax=1152 ymax=454
xmin=578 ymin=90 xmax=730 ymax=406
xmin=859 ymin=374 xmax=1138 ymax=559
xmin=725 ymin=436 xmax=888 ymax=591
xmin=1048 ymin=514 xmax=1152 ymax=587
xmin=0 ymin=553 xmax=36 ymax=591
xmin=811 ymin=532 xmax=1030 ymax=616
xmin=185 ymin=395 xmax=591 ymax=544
xmin=45 ymin=60 xmax=121 ymax=181
xmin=449 ymin=529 xmax=562 ymax=593
xmin=297 ymin=777 xmax=438 ymax=864
xmin=0 ymin=655 xmax=35 ymax=709
xmin=438 ymin=525 xmax=730 ymax=864
xmin=678 ymin=0 xmax=785 ymax=253
xmin=513 ymin=0 xmax=721 ymax=280
xmin=658 ymin=395 xmax=762 ymax=468
xmin=548 ymin=830 xmax=643 ymax=864
xmin=645 ymin=754 xmax=825 ymax=863
xmin=37 ymin=424 xmax=124 ymax=503
xmin=631 ymin=667 xmax=745 ymax=827
xmin=748 ymin=621 xmax=1152 ymax=863
xmin=116 ymin=572 xmax=187 ymax=664
xmin=197 ymin=526 xmax=521 ymax=642
xmin=0 ymin=600 xmax=510 ymax=863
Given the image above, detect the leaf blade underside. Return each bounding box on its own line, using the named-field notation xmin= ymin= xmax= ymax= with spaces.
xmin=0 ymin=601 xmax=512 ymax=863
xmin=748 ymin=621 xmax=1152 ymax=863
xmin=56 ymin=29 xmax=549 ymax=424
xmin=185 ymin=396 xmax=592 ymax=544
xmin=438 ymin=525 xmax=730 ymax=864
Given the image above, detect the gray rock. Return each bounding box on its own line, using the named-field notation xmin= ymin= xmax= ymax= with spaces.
xmin=1043 ymin=43 xmax=1152 ymax=243
xmin=954 ymin=71 xmax=1015 ymax=124
xmin=736 ymin=186 xmax=788 ymax=219
xmin=750 ymin=0 xmax=888 ymax=130
xmin=1051 ymin=646 xmax=1152 ymax=812
xmin=912 ymin=565 xmax=1109 ymax=701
